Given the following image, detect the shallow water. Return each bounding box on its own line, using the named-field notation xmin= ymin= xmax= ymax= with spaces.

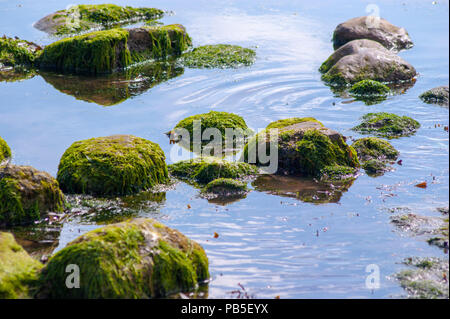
xmin=1 ymin=0 xmax=449 ymax=298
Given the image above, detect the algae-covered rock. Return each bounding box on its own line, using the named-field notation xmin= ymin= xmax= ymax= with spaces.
xmin=181 ymin=44 xmax=256 ymax=68
xmin=395 ymin=257 xmax=448 ymax=299
xmin=40 ymin=61 xmax=184 ymax=106
xmin=0 ymin=136 xmax=12 ymax=163
xmin=320 ymin=39 xmax=416 ymax=86
xmin=203 ymin=178 xmax=247 ymax=195
xmin=0 ymin=232 xmax=43 ymax=299
xmin=36 ymin=218 xmax=209 ymax=298
xmin=419 ymin=85 xmax=449 ymax=106
xmin=319 ymin=165 xmax=358 ymax=182
xmin=352 ymin=112 xmax=420 ymax=138
xmin=168 ymin=157 xmax=258 ymax=185
xmin=170 ymin=111 xmax=252 ymax=154
xmin=38 ymin=25 xmax=191 ymax=74
xmin=34 ymin=4 xmax=164 ymax=35
xmin=0 ymin=165 xmax=65 ymax=226
xmin=352 ymin=137 xmax=399 ymax=176
xmin=242 ymin=118 xmax=359 ymax=178
xmin=0 ymin=36 xmax=42 ymax=69
xmin=332 ymin=16 xmax=413 ymax=51
xmin=57 ymin=135 xmax=168 ymax=196
xmin=349 ymin=79 xmax=390 ymax=104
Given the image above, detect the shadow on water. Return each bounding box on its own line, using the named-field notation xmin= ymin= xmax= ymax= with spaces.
xmin=39 ymin=61 xmax=184 ymax=106
xmin=252 ymin=174 xmax=355 ymax=204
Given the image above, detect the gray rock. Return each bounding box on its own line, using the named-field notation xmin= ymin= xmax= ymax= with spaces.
xmin=332 ymin=16 xmax=413 ymax=51
xmin=419 ymin=85 xmax=449 ymax=106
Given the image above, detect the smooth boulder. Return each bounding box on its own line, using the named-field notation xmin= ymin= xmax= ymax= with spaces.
xmin=332 ymin=16 xmax=413 ymax=51
xmin=36 ymin=218 xmax=209 ymax=298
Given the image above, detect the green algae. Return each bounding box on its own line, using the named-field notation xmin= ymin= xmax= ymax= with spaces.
xmin=319 ymin=165 xmax=358 ymax=182
xmin=204 ymin=178 xmax=247 ymax=194
xmin=352 ymin=137 xmax=399 ymax=176
xmin=419 ymin=86 xmax=449 ymax=106
xmin=352 ymin=112 xmax=420 ymax=138
xmin=0 ymin=232 xmax=43 ymax=299
xmin=36 ymin=218 xmax=209 ymax=298
xmin=0 ymin=165 xmax=65 ymax=226
xmin=349 ymin=80 xmax=390 ymax=105
xmin=168 ymin=157 xmax=258 ymax=185
xmin=0 ymin=37 xmax=41 ymax=68
xmin=0 ymin=136 xmax=11 ymax=163
xmin=57 ymin=135 xmax=168 ymax=196
xmin=181 ymin=44 xmax=255 ymax=69
xmin=266 ymin=117 xmax=323 ymax=130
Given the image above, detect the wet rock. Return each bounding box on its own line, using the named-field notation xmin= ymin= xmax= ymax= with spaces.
xmin=395 ymin=257 xmax=448 ymax=299
xmin=34 ymin=4 xmax=164 ymax=35
xmin=170 ymin=111 xmax=252 ymax=154
xmin=348 ymin=79 xmax=390 ymax=105
xmin=181 ymin=44 xmax=256 ymax=68
xmin=0 ymin=232 xmax=43 ymax=298
xmin=352 ymin=112 xmax=420 ymax=138
xmin=0 ymin=36 xmax=42 ymax=69
xmin=0 ymin=165 xmax=65 ymax=226
xmin=332 ymin=16 xmax=413 ymax=51
xmin=40 ymin=61 xmax=184 ymax=106
xmin=352 ymin=137 xmax=399 ymax=176
xmin=419 ymin=85 xmax=449 ymax=106
xmin=37 ymin=25 xmax=191 ymax=74
xmin=57 ymin=135 xmax=168 ymax=196
xmin=36 ymin=218 xmax=209 ymax=298
xmin=242 ymin=118 xmax=359 ymax=178
xmin=0 ymin=136 xmax=11 ymax=164
xmin=320 ymin=39 xmax=416 ymax=86
xmin=168 ymin=157 xmax=258 ymax=185
xmin=202 ymin=178 xmax=247 ymax=196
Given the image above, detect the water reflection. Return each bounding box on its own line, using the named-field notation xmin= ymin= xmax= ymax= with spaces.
xmin=40 ymin=61 xmax=184 ymax=106
xmin=0 ymin=68 xmax=36 ymax=83
xmin=252 ymin=174 xmax=354 ymax=204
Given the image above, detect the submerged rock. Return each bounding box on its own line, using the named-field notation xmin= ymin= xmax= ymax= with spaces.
xmin=0 ymin=165 xmax=65 ymax=226
xmin=34 ymin=4 xmax=164 ymax=35
xmin=395 ymin=257 xmax=448 ymax=299
xmin=242 ymin=118 xmax=359 ymax=178
xmin=168 ymin=157 xmax=258 ymax=185
xmin=348 ymin=79 xmax=390 ymax=104
xmin=352 ymin=137 xmax=399 ymax=176
xmin=352 ymin=112 xmax=420 ymax=138
xmin=332 ymin=16 xmax=413 ymax=51
xmin=181 ymin=44 xmax=256 ymax=68
xmin=57 ymin=135 xmax=168 ymax=196
xmin=419 ymin=85 xmax=449 ymax=106
xmin=0 ymin=36 xmax=42 ymax=69
xmin=37 ymin=25 xmax=191 ymax=74
xmin=0 ymin=136 xmax=11 ymax=164
xmin=320 ymin=39 xmax=416 ymax=86
xmin=170 ymin=111 xmax=252 ymax=154
xmin=0 ymin=232 xmax=43 ymax=299
xmin=36 ymin=218 xmax=209 ymax=298
xmin=40 ymin=61 xmax=184 ymax=106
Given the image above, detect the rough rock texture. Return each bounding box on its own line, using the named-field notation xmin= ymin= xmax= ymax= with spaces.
xmin=57 ymin=135 xmax=168 ymax=196
xmin=34 ymin=4 xmax=164 ymax=35
xmin=321 ymin=39 xmax=416 ymax=85
xmin=181 ymin=44 xmax=256 ymax=68
xmin=168 ymin=157 xmax=258 ymax=185
xmin=0 ymin=165 xmax=65 ymax=226
xmin=243 ymin=119 xmax=359 ymax=177
xmin=352 ymin=137 xmax=399 ymax=175
xmin=0 ymin=136 xmax=11 ymax=163
xmin=37 ymin=25 xmax=191 ymax=74
xmin=0 ymin=232 xmax=43 ymax=299
xmin=0 ymin=36 xmax=42 ymax=69
xmin=352 ymin=112 xmax=420 ymax=138
xmin=332 ymin=16 xmax=413 ymax=51
xmin=419 ymin=85 xmax=449 ymax=106
xmin=36 ymin=218 xmax=209 ymax=298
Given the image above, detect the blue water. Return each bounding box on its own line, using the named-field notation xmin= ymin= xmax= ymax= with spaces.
xmin=0 ymin=0 xmax=448 ymax=298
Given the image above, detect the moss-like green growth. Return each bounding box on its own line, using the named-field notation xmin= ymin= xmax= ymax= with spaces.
xmin=352 ymin=112 xmax=420 ymax=138
xmin=0 ymin=165 xmax=65 ymax=226
xmin=319 ymin=165 xmax=358 ymax=182
xmin=204 ymin=178 xmax=247 ymax=194
xmin=352 ymin=137 xmax=399 ymax=176
xmin=38 ymin=25 xmax=191 ymax=74
xmin=0 ymin=232 xmax=43 ymax=299
xmin=181 ymin=44 xmax=256 ymax=68
xmin=0 ymin=136 xmax=12 ymax=163
xmin=36 ymin=4 xmax=164 ymax=35
xmin=419 ymin=86 xmax=449 ymax=106
xmin=0 ymin=37 xmax=41 ymax=68
xmin=349 ymin=80 xmax=390 ymax=96
xmin=172 ymin=111 xmax=251 ymax=152
xmin=57 ymin=135 xmax=168 ymax=196
xmin=36 ymin=218 xmax=209 ymax=298
xmin=243 ymin=119 xmax=359 ymax=178
xmin=266 ymin=117 xmax=323 ymax=130
xmin=169 ymin=157 xmax=258 ymax=185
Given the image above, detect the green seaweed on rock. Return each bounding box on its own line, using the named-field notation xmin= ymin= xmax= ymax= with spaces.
xmin=181 ymin=44 xmax=255 ymax=69
xmin=352 ymin=112 xmax=420 ymax=138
